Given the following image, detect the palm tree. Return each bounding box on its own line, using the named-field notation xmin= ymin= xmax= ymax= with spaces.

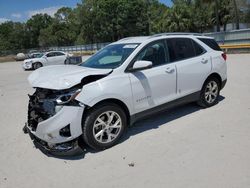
xmin=203 ymin=0 xmax=220 ymax=31
xmin=232 ymin=0 xmax=240 ymax=29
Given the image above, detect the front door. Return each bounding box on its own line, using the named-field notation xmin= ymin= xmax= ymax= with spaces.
xmin=128 ymin=40 xmax=177 ymax=114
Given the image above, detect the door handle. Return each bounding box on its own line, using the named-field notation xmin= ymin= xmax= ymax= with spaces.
xmin=201 ymin=59 xmax=208 ymax=64
xmin=165 ymin=67 xmax=175 ymax=73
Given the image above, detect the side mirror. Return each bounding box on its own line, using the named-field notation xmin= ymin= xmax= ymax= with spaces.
xmin=130 ymin=60 xmax=153 ymax=72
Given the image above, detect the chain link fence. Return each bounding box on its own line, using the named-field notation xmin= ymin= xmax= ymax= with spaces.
xmin=1 ymin=29 xmax=250 ymax=57
xmin=204 ymin=28 xmax=250 ymax=45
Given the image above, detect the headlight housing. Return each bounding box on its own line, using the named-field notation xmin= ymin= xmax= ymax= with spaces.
xmin=56 ymin=89 xmax=81 ymax=105
xmin=32 ymin=88 xmax=82 ymax=117
xmin=26 ymin=60 xmax=33 ymax=64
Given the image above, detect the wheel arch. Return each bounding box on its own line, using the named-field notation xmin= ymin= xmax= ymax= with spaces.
xmin=204 ymin=72 xmax=222 ymax=89
xmin=32 ymin=61 xmax=43 ymax=68
xmin=83 ymin=98 xmax=131 ymax=126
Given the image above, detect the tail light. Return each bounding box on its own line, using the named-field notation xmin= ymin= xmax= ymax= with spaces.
xmin=222 ymin=52 xmax=227 ymax=61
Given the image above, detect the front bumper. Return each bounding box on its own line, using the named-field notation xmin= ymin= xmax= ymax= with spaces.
xmin=24 ymin=124 xmax=84 ymax=156
xmin=30 ymin=106 xmax=84 ymax=144
xmin=22 ymin=63 xmax=33 ymax=70
xmin=25 ymin=94 xmax=85 ymax=156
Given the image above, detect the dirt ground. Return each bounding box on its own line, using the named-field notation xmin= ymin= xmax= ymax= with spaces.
xmin=0 ymin=54 xmax=250 ymax=188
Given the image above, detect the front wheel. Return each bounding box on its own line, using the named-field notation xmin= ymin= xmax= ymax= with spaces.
xmin=82 ymin=103 xmax=127 ymax=150
xmin=33 ymin=62 xmax=43 ymax=70
xmin=197 ymin=77 xmax=220 ymax=107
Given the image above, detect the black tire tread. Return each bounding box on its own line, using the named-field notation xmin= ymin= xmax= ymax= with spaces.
xmin=82 ymin=102 xmax=127 ymax=150
xmin=197 ymin=77 xmax=220 ymax=108
xmin=33 ymin=62 xmax=42 ymax=70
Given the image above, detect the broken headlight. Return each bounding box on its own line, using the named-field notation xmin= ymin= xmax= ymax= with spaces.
xmin=56 ymin=89 xmax=81 ymax=105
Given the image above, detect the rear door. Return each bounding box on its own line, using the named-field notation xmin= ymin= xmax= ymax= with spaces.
xmin=166 ymin=38 xmax=211 ymax=97
xmin=45 ymin=52 xmax=58 ymax=65
xmin=53 ymin=52 xmax=67 ymax=65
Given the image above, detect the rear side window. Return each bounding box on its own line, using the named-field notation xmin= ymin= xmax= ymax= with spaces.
xmin=198 ymin=38 xmax=221 ymax=51
xmin=54 ymin=52 xmax=65 ymax=56
xmin=166 ymin=38 xmax=196 ymax=62
xmin=192 ymin=40 xmax=205 ymax=56
xmin=46 ymin=52 xmax=56 ymax=57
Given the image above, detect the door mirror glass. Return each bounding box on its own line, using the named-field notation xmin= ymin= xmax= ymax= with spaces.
xmin=131 ymin=60 xmax=152 ymax=71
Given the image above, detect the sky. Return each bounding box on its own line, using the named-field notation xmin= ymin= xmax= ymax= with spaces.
xmin=0 ymin=0 xmax=173 ymax=23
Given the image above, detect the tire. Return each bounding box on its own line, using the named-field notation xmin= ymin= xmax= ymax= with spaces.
xmin=33 ymin=62 xmax=43 ymax=70
xmin=82 ymin=103 xmax=127 ymax=150
xmin=197 ymin=77 xmax=220 ymax=107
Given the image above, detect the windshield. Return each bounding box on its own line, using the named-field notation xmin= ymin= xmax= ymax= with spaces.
xmin=34 ymin=53 xmax=44 ymax=58
xmin=80 ymin=43 xmax=139 ymax=69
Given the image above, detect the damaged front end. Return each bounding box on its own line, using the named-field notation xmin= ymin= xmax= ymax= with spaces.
xmin=23 ymin=87 xmax=85 ymax=156
xmin=24 ymin=65 xmax=113 ymax=156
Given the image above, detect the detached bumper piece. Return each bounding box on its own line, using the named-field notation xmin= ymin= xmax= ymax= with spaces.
xmin=23 ymin=124 xmax=84 ymax=156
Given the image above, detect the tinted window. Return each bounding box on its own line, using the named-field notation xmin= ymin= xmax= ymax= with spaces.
xmin=135 ymin=41 xmax=168 ymax=67
xmin=54 ymin=52 xmax=65 ymax=56
xmin=192 ymin=40 xmax=205 ymax=56
xmin=198 ymin=38 xmax=221 ymax=51
xmin=46 ymin=52 xmax=55 ymax=57
xmin=167 ymin=38 xmax=195 ymax=62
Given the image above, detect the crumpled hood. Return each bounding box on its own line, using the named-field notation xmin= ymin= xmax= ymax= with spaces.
xmin=28 ymin=65 xmax=112 ymax=90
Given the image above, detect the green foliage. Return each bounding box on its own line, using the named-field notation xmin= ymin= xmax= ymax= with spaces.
xmin=0 ymin=0 xmax=249 ymax=52
xmin=0 ymin=21 xmax=29 ymax=51
xmin=26 ymin=14 xmax=53 ymax=47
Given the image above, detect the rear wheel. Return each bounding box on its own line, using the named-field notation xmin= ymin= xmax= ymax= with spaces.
xmin=82 ymin=103 xmax=127 ymax=150
xmin=33 ymin=62 xmax=43 ymax=70
xmin=197 ymin=77 xmax=220 ymax=107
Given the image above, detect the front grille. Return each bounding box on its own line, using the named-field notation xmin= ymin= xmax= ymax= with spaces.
xmin=27 ymin=89 xmax=56 ymax=131
xmin=27 ymin=87 xmax=80 ymax=131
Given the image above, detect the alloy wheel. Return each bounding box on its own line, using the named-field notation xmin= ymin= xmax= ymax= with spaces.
xmin=92 ymin=111 xmax=122 ymax=144
xmin=205 ymin=80 xmax=219 ymax=104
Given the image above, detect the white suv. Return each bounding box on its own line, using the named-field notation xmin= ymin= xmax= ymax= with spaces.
xmin=23 ymin=34 xmax=227 ymax=155
xmin=23 ymin=51 xmax=71 ymax=70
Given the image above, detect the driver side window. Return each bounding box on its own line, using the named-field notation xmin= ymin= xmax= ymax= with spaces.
xmin=136 ymin=41 xmax=168 ymax=67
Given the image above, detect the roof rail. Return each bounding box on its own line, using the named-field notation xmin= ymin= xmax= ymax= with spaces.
xmin=118 ymin=36 xmax=149 ymax=42
xmin=150 ymin=32 xmax=204 ymax=38
xmin=118 ymin=37 xmax=135 ymax=41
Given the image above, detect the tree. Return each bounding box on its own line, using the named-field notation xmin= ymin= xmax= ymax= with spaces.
xmin=26 ymin=14 xmax=53 ymax=48
xmin=0 ymin=21 xmax=29 ymax=51
xmin=75 ymin=0 xmax=149 ymax=43
xmin=232 ymin=0 xmax=240 ymax=29
xmin=202 ymin=0 xmax=220 ymax=31
xmin=0 ymin=0 xmax=248 ymax=53
xmin=39 ymin=7 xmax=79 ymax=47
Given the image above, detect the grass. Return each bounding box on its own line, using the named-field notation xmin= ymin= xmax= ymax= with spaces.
xmin=0 ymin=55 xmax=16 ymax=63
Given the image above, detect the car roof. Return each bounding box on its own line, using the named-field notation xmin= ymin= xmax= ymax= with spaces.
xmin=45 ymin=51 xmax=65 ymax=54
xmin=113 ymin=33 xmax=214 ymax=44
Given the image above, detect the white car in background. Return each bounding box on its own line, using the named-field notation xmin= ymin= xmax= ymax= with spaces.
xmin=23 ymin=51 xmax=72 ymax=70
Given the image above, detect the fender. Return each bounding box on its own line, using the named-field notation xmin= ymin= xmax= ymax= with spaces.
xmin=75 ymin=74 xmax=135 ymax=115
